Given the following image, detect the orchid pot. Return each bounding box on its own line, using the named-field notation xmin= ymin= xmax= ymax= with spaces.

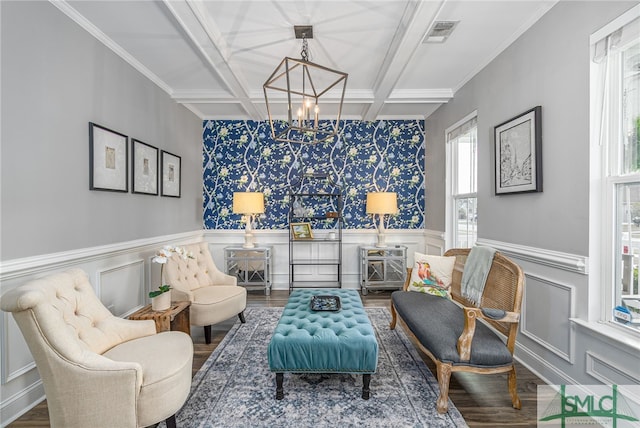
xmin=151 ymin=289 xmax=171 ymax=311
xmin=149 ymin=245 xmax=194 ymax=312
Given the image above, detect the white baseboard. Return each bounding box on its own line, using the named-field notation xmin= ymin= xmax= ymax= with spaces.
xmin=514 ymin=342 xmax=579 ymax=387
xmin=0 ymin=380 xmax=45 ymax=428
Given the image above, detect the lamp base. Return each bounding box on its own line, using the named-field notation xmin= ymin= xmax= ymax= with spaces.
xmin=375 ymin=232 xmax=387 ymax=248
xmin=243 ymin=232 xmax=255 ymax=248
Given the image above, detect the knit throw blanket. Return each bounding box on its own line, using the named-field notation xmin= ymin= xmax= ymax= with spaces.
xmin=461 ymin=246 xmax=496 ymax=306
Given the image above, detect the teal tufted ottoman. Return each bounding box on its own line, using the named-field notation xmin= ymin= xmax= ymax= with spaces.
xmin=268 ymin=289 xmax=379 ymax=399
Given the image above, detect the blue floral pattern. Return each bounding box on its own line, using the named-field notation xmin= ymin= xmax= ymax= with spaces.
xmin=203 ymin=119 xmax=425 ymax=230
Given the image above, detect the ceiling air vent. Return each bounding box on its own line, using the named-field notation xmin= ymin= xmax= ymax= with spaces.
xmin=424 ymin=21 xmax=459 ymax=43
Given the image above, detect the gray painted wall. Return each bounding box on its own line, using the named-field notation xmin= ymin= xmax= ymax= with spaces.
xmin=1 ymin=1 xmax=203 ymax=260
xmin=425 ymin=1 xmax=636 ymax=255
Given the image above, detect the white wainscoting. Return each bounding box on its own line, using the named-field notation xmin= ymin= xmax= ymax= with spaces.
xmin=586 ymin=351 xmax=640 ymax=386
xmin=8 ymin=229 xmax=640 ymax=425
xmin=96 ymin=260 xmax=146 ymax=317
xmin=204 ymin=229 xmax=428 ymax=290
xmin=0 ymin=228 xmax=429 ymax=425
xmin=520 ymin=273 xmax=576 ymax=364
xmin=474 ymin=237 xmax=640 ymax=390
xmin=0 ymin=230 xmax=203 ymax=427
xmin=424 ymin=229 xmax=446 ymax=255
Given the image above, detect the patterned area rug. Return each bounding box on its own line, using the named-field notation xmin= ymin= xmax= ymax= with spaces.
xmin=167 ymin=307 xmax=468 ymax=428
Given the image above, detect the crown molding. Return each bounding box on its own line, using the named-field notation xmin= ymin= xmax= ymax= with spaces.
xmin=453 ymin=1 xmax=558 ymax=94
xmin=49 ymin=1 xmax=173 ymax=96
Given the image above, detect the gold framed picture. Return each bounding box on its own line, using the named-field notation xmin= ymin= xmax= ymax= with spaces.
xmin=290 ymin=222 xmax=313 ymax=240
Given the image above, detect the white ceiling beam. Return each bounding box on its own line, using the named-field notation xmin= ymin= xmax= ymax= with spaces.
xmin=162 ymin=0 xmax=264 ymax=120
xmin=363 ymin=0 xmax=447 ymax=121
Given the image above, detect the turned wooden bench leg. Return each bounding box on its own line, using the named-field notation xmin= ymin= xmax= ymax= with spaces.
xmin=436 ymin=362 xmax=452 ymax=414
xmin=389 ymin=303 xmax=397 ymax=329
xmin=508 ymin=365 xmax=522 ymax=409
xmin=275 ymin=373 xmax=284 ymax=400
xmin=362 ymin=374 xmax=371 ymax=399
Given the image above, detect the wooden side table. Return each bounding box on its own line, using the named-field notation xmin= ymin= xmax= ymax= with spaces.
xmin=128 ymin=301 xmax=191 ymax=336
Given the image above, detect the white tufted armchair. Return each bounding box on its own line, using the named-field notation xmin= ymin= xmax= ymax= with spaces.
xmin=0 ymin=269 xmax=193 ymax=428
xmin=163 ymin=242 xmax=247 ymax=344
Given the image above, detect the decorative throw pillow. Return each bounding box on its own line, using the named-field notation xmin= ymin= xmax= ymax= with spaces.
xmin=408 ymin=252 xmax=456 ymax=298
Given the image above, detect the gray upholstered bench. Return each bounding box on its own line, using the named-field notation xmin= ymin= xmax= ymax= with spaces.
xmin=390 ymin=248 xmax=524 ymax=413
xmin=268 ymin=289 xmax=379 ymax=399
xmin=392 ymin=292 xmax=514 ymax=367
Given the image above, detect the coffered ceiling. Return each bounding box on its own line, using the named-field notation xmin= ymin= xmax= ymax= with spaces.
xmin=54 ymin=0 xmax=557 ymax=120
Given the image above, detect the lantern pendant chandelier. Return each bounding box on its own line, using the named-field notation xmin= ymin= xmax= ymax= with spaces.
xmin=263 ymin=25 xmax=348 ymax=145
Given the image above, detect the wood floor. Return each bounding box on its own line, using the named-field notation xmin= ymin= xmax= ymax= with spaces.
xmin=9 ymin=290 xmax=544 ymax=427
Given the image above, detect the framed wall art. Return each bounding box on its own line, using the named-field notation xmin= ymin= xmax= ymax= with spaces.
xmin=161 ymin=150 xmax=181 ymax=198
xmin=89 ymin=122 xmax=128 ymax=192
xmin=290 ymin=222 xmax=313 ymax=240
xmin=494 ymin=106 xmax=542 ymax=195
xmin=132 ymin=139 xmax=158 ymax=195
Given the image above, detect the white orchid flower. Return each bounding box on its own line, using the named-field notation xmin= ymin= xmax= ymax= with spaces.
xmin=152 ymin=255 xmax=168 ymax=264
xmin=153 ymin=245 xmax=194 ymax=265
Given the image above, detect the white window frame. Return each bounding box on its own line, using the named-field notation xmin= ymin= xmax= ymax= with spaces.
xmin=589 ymin=5 xmax=640 ymax=334
xmin=445 ymin=111 xmax=478 ymax=250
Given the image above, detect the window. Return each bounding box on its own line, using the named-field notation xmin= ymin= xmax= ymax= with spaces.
xmin=446 ymin=113 xmax=477 ymax=248
xmin=592 ymin=7 xmax=640 ymax=332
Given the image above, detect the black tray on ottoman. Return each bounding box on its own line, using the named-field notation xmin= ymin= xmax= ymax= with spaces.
xmin=310 ymin=295 xmax=341 ymax=311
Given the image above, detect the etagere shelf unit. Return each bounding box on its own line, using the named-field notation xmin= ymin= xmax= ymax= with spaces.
xmin=288 ymin=173 xmax=342 ymax=291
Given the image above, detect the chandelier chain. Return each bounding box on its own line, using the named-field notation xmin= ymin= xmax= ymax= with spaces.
xmin=301 ymin=36 xmax=309 ymax=62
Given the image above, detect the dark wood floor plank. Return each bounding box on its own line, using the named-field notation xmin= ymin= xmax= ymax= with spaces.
xmin=8 ymin=290 xmax=542 ymax=428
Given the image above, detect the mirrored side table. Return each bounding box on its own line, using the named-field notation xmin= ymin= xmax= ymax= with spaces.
xmin=359 ymin=245 xmax=407 ymax=295
xmin=224 ymin=246 xmax=272 ymax=295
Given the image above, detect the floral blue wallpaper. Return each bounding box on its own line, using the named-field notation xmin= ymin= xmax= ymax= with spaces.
xmin=203 ymin=119 xmax=425 ymax=230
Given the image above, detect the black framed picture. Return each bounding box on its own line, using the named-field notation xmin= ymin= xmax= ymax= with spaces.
xmin=494 ymin=106 xmax=542 ymax=195
xmin=132 ymin=139 xmax=158 ymax=195
xmin=161 ymin=150 xmax=181 ymax=198
xmin=89 ymin=122 xmax=128 ymax=192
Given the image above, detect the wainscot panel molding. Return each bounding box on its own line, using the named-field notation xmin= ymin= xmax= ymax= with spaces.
xmin=476 ymin=238 xmax=588 ymax=274
xmin=0 ymin=379 xmax=45 ymax=428
xmin=585 ymin=351 xmax=640 ymax=386
xmin=424 ymin=229 xmax=446 ymax=255
xmin=203 ymin=229 xmax=426 ymax=290
xmin=486 ymin=238 xmax=640 ymax=390
xmin=0 ymin=230 xmax=204 ymax=427
xmin=520 ymin=273 xmax=576 ymax=364
xmin=96 ymin=260 xmax=146 ymax=317
xmin=468 ymin=239 xmax=585 ymax=386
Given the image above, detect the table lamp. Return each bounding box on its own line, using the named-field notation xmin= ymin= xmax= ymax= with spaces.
xmin=366 ymin=192 xmax=398 ymax=248
xmin=233 ymin=192 xmax=265 ymax=248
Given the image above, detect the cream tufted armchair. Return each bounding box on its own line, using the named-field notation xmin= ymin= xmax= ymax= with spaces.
xmin=163 ymin=242 xmax=247 ymax=344
xmin=0 ymin=269 xmax=193 ymax=428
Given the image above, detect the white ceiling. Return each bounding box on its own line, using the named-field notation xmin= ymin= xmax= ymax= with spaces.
xmin=55 ymin=0 xmax=557 ymax=121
